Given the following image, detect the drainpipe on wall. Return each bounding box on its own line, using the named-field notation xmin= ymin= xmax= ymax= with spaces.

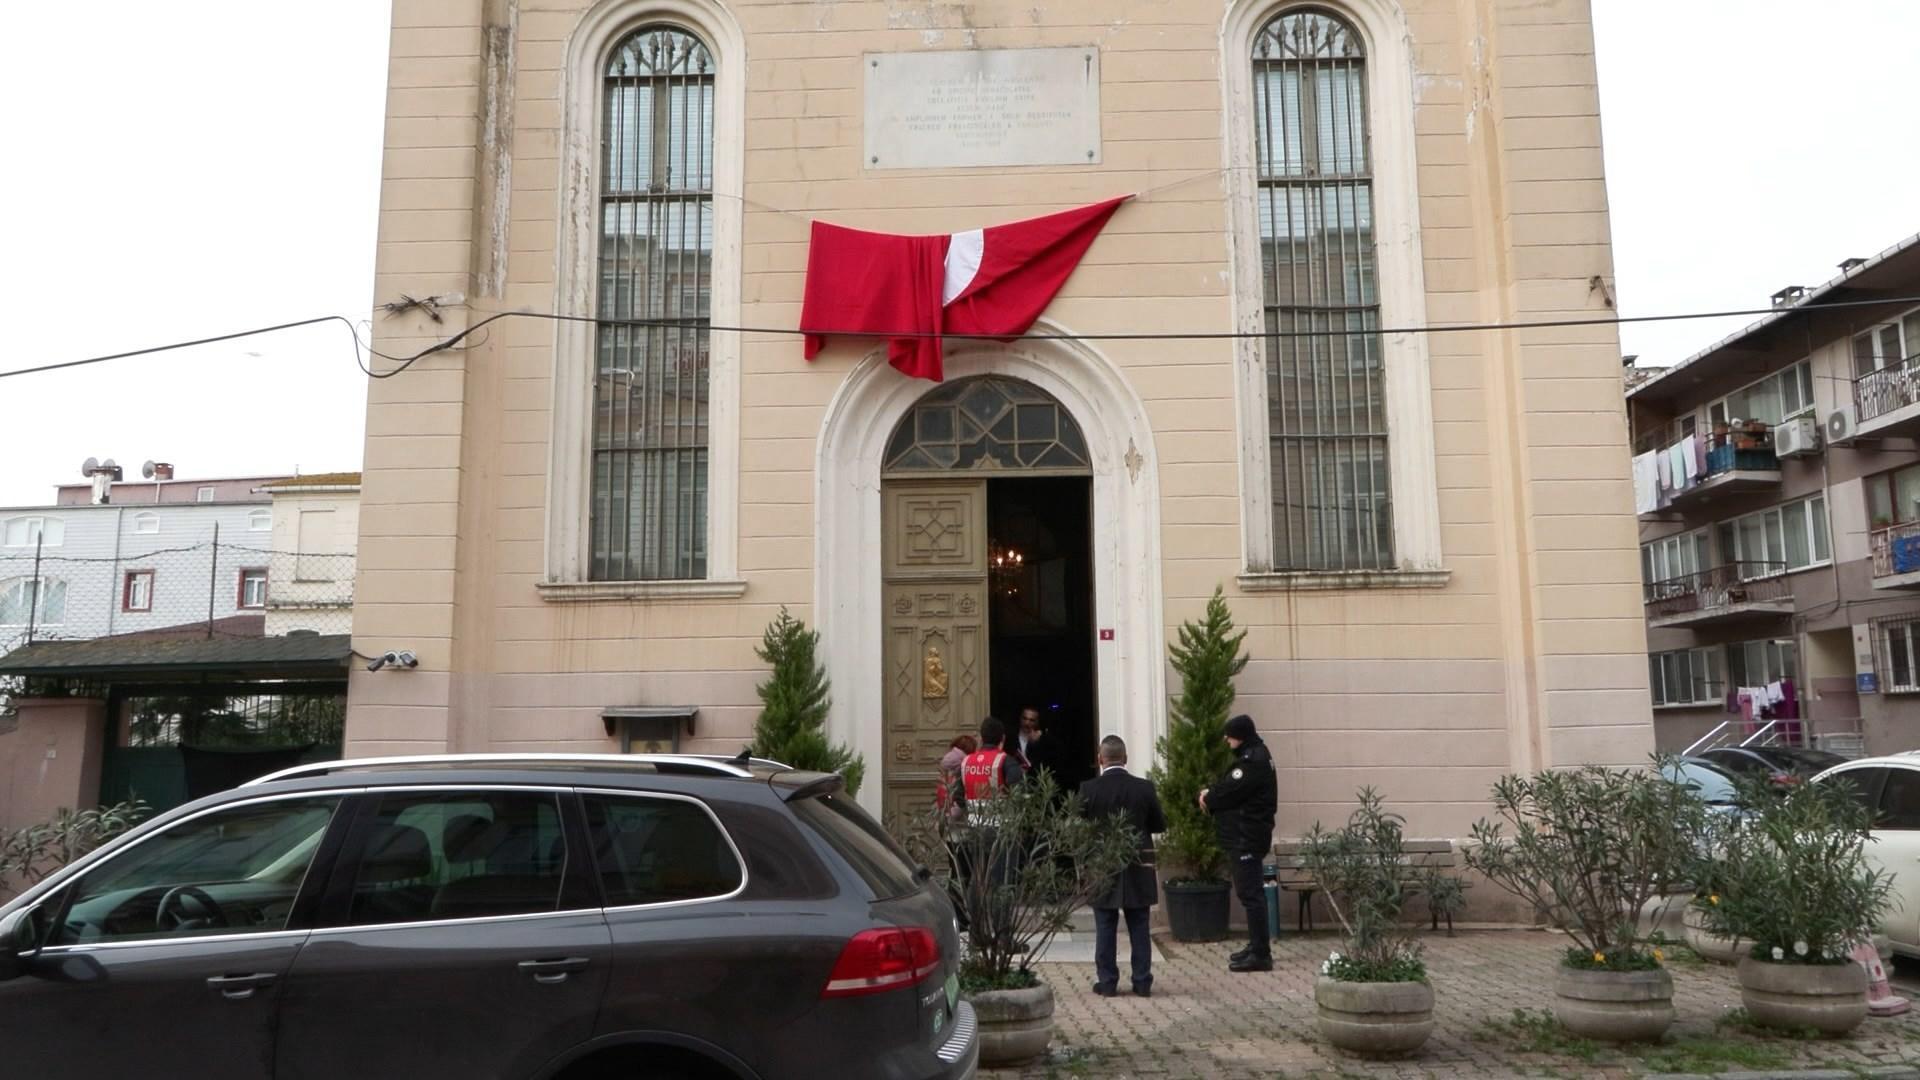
xmin=105 ymin=506 xmax=124 ymax=637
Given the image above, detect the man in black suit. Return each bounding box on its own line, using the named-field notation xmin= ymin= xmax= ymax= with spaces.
xmin=1078 ymin=735 xmax=1168 ymax=997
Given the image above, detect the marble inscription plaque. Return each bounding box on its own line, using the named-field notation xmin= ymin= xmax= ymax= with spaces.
xmin=864 ymin=47 xmax=1102 ymax=170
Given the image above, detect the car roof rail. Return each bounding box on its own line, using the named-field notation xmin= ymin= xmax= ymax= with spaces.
xmin=242 ymin=752 xmax=789 ymax=787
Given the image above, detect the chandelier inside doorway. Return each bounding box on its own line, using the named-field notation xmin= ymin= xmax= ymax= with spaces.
xmin=989 ymin=540 xmax=1025 ymax=596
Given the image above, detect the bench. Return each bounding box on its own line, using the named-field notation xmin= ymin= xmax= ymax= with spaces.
xmin=1268 ymin=839 xmax=1466 ymax=935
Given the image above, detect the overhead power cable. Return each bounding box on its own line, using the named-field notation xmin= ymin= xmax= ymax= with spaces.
xmin=7 ymin=294 xmax=1920 ymax=383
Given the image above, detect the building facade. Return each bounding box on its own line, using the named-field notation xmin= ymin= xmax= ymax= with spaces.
xmin=0 ymin=474 xmax=290 ymax=656
xmin=349 ymin=0 xmax=1652 ymax=840
xmin=0 ymin=471 xmax=359 ymax=830
xmin=1629 ymin=234 xmax=1920 ymax=758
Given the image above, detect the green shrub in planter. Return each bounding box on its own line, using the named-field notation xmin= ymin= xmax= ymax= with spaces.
xmin=1465 ymin=762 xmax=1709 ymax=1042
xmin=1149 ymin=586 xmax=1246 ymax=887
xmin=1692 ymin=772 xmax=1891 ymax=1035
xmin=1303 ymin=789 xmax=1434 ymax=1057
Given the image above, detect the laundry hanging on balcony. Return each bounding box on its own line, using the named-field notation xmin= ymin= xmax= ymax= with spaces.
xmin=1632 ymin=451 xmax=1659 ymax=514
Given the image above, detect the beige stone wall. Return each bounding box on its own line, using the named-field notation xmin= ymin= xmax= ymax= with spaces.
xmin=350 ymin=0 xmax=1652 ymax=840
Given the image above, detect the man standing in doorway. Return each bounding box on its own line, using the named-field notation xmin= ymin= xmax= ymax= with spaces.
xmin=1017 ymin=706 xmax=1063 ymax=786
xmin=1079 ymin=736 xmax=1166 ymax=997
xmin=1199 ymin=714 xmax=1277 ymax=973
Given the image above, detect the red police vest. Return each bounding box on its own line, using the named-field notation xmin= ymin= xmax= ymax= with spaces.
xmin=961 ymin=749 xmax=1007 ymax=802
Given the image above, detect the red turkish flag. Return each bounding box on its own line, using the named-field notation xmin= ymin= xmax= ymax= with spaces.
xmin=800 ymin=196 xmax=1129 ymax=382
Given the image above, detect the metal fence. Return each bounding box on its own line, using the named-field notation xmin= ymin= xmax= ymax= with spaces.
xmin=0 ymin=533 xmax=355 ymax=661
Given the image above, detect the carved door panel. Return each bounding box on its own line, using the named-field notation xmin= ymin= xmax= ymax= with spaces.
xmin=880 ymin=482 xmax=989 ymax=827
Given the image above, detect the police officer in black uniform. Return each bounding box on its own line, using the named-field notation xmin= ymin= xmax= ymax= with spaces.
xmin=1198 ymin=714 xmax=1278 ymax=972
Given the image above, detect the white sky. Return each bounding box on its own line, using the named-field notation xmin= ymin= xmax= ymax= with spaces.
xmin=0 ymin=1 xmax=1915 ymax=506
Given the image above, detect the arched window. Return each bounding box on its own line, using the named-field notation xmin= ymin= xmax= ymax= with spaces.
xmin=248 ymin=509 xmax=272 ymax=532
xmin=883 ymin=377 xmax=1091 ymax=474
xmin=0 ymin=578 xmax=66 ymax=626
xmin=2 ymin=516 xmax=63 ymax=549
xmin=132 ymin=512 xmax=160 ymax=535
xmin=1252 ymin=8 xmax=1389 ymax=571
xmin=591 ymin=25 xmax=715 ymax=582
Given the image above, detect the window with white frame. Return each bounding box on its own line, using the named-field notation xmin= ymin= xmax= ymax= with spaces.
xmin=2 ymin=517 xmax=64 ymax=548
xmin=248 ymin=509 xmax=271 ymax=532
xmin=1709 ymin=360 xmax=1814 ymax=428
xmin=196 ymin=486 xmax=215 ymax=503
xmin=132 ymin=512 xmax=160 ymax=535
xmin=1250 ymin=8 xmax=1391 ymax=571
xmin=1641 ymin=529 xmax=1709 ymax=591
xmin=1853 ymin=306 xmax=1920 ymax=376
xmin=123 ymin=570 xmax=154 ymax=613
xmin=1649 ymin=647 xmax=1720 ymax=707
xmin=238 ymin=569 xmax=268 ymax=609
xmin=1714 ymin=496 xmax=1829 ymax=577
xmin=0 ymin=578 xmax=66 ymax=625
xmin=589 ymin=25 xmax=714 ymax=582
xmin=1726 ymin=637 xmax=1798 ymax=689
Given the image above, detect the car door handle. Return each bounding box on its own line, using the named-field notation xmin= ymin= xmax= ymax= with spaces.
xmin=207 ymin=972 xmax=278 ymax=1001
xmin=518 ymin=957 xmax=591 ymax=984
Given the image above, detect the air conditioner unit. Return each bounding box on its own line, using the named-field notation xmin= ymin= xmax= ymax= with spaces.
xmin=1827 ymin=408 xmax=1858 ymax=447
xmin=1775 ymin=414 xmax=1821 ymax=458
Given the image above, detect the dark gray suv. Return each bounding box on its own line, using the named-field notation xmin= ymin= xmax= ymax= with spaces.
xmin=0 ymin=754 xmax=977 ymax=1080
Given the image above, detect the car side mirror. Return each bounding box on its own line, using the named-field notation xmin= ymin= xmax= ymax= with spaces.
xmin=0 ymin=908 xmax=36 ymax=982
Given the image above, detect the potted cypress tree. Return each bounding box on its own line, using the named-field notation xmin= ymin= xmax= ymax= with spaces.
xmin=1149 ymin=586 xmax=1247 ymax=942
xmin=748 ymin=607 xmax=865 ymax=793
xmin=1302 ymin=789 xmax=1435 ymax=1057
xmin=1465 ymin=762 xmax=1708 ymax=1043
xmin=1694 ymin=773 xmax=1891 ymax=1035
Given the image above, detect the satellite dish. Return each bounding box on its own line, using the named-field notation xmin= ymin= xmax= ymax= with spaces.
xmin=81 ymin=456 xmax=99 ymax=477
xmin=141 ymin=461 xmax=156 ymax=480
xmin=101 ymin=458 xmax=116 ymax=470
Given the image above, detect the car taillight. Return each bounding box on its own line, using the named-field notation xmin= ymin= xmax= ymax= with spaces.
xmin=821 ymin=927 xmax=941 ymax=998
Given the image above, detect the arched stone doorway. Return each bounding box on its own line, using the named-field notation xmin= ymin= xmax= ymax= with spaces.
xmin=875 ymin=376 xmax=1097 ymax=820
xmin=814 ymin=328 xmax=1166 ymax=817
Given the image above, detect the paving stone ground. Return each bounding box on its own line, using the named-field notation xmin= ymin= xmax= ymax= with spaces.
xmin=980 ymin=929 xmax=1920 ymax=1079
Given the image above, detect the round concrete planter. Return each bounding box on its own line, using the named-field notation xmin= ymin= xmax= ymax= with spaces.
xmin=1737 ymin=957 xmax=1868 ymax=1036
xmin=1682 ymin=905 xmax=1750 ymax=965
xmin=1315 ymin=977 xmax=1435 ymax=1058
xmin=1551 ymin=965 xmax=1675 ymax=1043
xmin=1163 ymin=880 xmax=1232 ymax=943
xmin=969 ymin=980 xmax=1055 ymax=1067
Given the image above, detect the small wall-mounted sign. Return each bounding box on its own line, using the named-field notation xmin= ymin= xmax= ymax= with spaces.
xmin=1098 ymin=629 xmax=1115 ymax=641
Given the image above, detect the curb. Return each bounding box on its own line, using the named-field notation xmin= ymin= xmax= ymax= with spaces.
xmin=1643 ymin=1060 xmax=1920 ymax=1068
xmin=1646 ymin=1069 xmax=1920 ymax=1080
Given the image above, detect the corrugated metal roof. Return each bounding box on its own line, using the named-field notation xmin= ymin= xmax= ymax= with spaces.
xmin=0 ymin=633 xmax=352 ymax=676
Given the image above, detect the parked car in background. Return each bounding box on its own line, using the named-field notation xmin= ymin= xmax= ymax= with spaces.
xmin=1811 ymin=755 xmax=1920 ymax=957
xmin=0 ymin=754 xmax=977 ymax=1080
xmin=1660 ymin=755 xmax=1741 ymax=813
xmin=1699 ymin=746 xmax=1849 ymax=786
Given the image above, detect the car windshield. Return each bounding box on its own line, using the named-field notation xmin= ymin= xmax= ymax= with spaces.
xmin=1665 ymin=761 xmax=1736 ymax=804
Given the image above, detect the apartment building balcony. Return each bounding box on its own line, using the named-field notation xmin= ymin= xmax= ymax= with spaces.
xmin=1856 ymin=358 xmax=1920 ymax=439
xmin=1870 ymin=521 xmax=1920 ymax=588
xmin=1642 ymin=431 xmax=1782 ymax=518
xmin=1644 ymin=562 xmax=1794 ymax=629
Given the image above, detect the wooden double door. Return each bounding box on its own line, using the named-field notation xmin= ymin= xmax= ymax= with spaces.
xmin=880 ymin=480 xmax=990 ymax=825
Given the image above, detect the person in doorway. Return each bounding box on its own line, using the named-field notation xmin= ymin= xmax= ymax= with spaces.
xmin=961 ymin=717 xmax=1024 ymax=817
xmin=936 ymin=734 xmax=978 ymax=822
xmin=1017 ymin=706 xmax=1065 ymax=788
xmin=1199 ymin=714 xmax=1278 ymax=973
xmin=959 ymin=717 xmax=1024 ymax=952
xmin=1079 ymin=735 xmax=1167 ymax=997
